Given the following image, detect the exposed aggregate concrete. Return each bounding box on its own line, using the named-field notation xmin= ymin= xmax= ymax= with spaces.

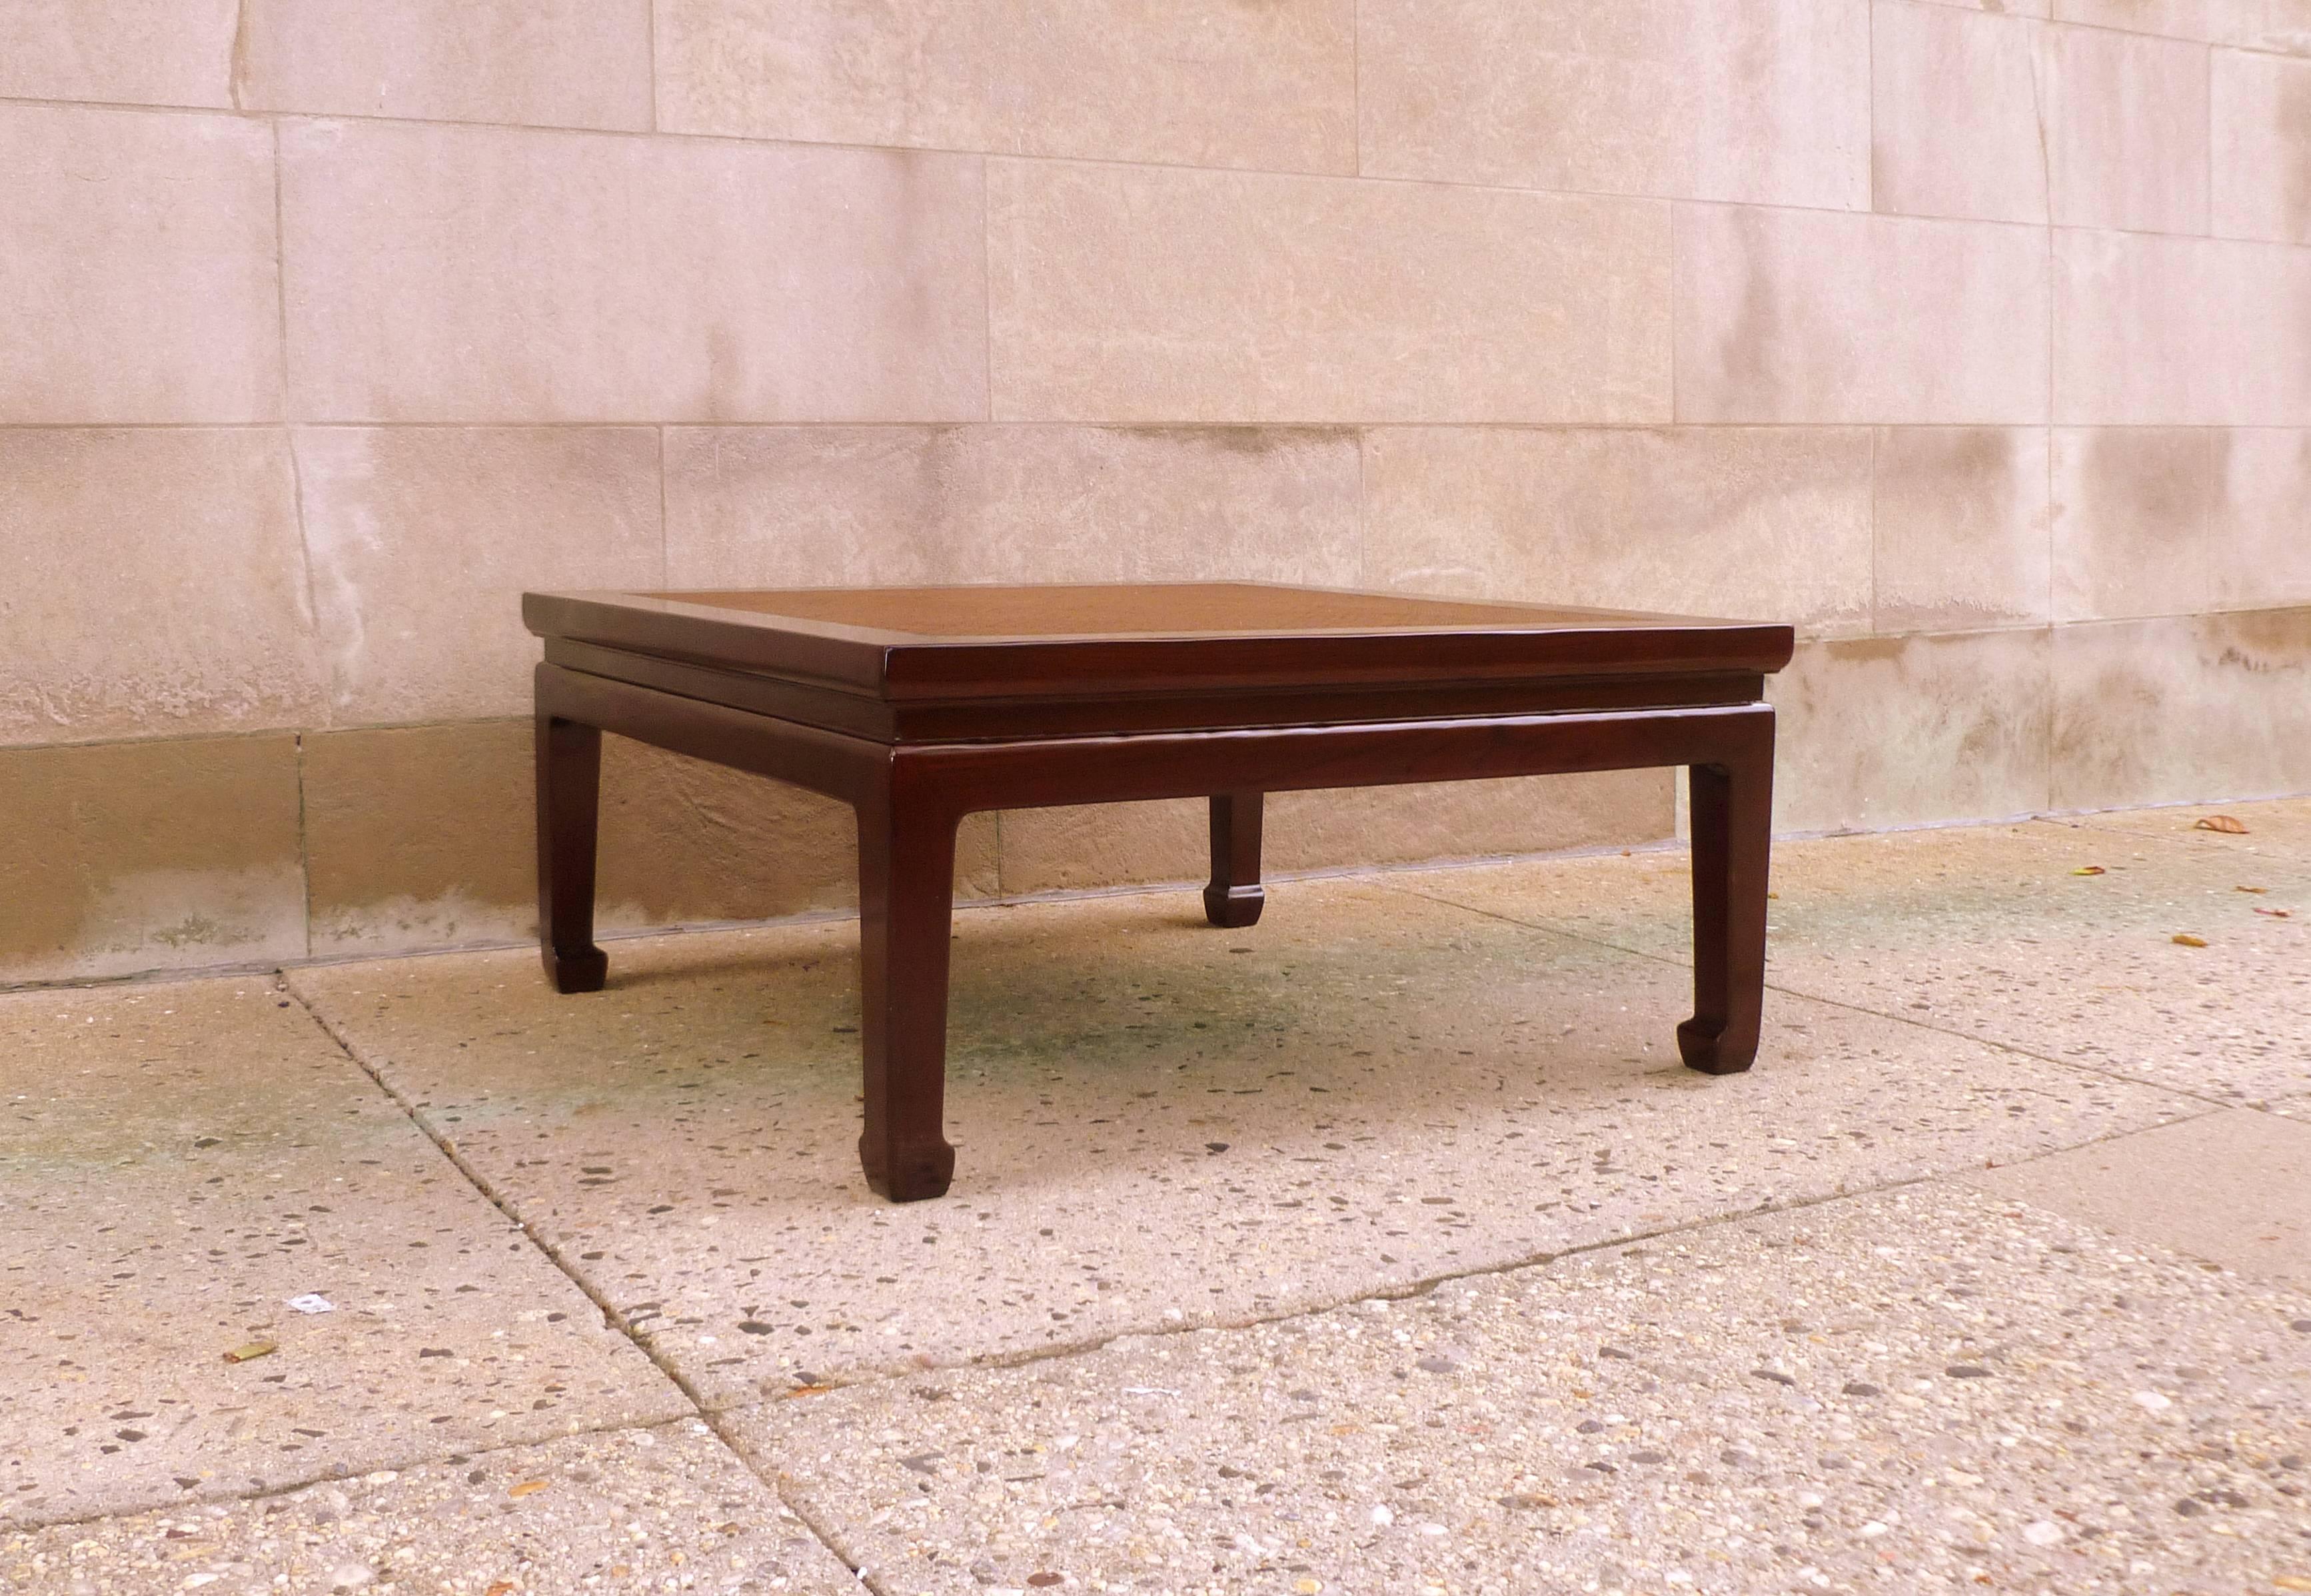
xmin=736 ymin=1188 xmax=2311 ymax=1596
xmin=0 ymin=1421 xmax=862 ymax=1595
xmin=285 ymin=878 xmax=2196 ymax=1403
xmin=12 ymin=803 xmax=2311 ymax=1593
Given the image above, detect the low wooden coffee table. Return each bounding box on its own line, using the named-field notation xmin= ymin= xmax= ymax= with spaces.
xmin=524 ymin=583 xmax=1793 ymax=1202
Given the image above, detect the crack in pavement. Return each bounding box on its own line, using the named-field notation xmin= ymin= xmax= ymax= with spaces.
xmin=265 ymin=967 xmax=1988 ymax=1595
xmin=1385 ymin=878 xmax=2254 ymax=1116
xmin=3 ymin=1410 xmax=682 ymax=1538
xmin=274 ymin=976 xmax=886 ymax=1589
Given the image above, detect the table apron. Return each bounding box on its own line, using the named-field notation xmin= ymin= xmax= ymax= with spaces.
xmin=902 ymin=703 xmax=1773 ymax=816
xmin=538 ymin=662 xmax=886 ymax=805
xmin=542 ymin=662 xmax=1771 ymax=820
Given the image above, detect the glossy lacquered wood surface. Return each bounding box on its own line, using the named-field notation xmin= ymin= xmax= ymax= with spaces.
xmin=541 ymin=636 xmax=1771 ymax=744
xmin=524 ymin=582 xmax=1795 ymax=702
xmin=528 ymin=583 xmax=1788 ymax=1203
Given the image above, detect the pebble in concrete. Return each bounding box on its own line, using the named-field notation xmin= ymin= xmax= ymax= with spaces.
xmin=286 ymin=879 xmax=2197 ymax=1403
xmin=0 ymin=982 xmax=685 ymax=1529
xmin=730 ymin=1186 xmax=2311 ymax=1596
xmin=0 ymin=1420 xmax=864 ymax=1595
xmin=1408 ymin=800 xmax=2311 ymax=1106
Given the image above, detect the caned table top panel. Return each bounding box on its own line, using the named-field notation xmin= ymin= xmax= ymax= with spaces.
xmin=648 ymin=584 xmax=1737 ymax=639
xmin=524 ymin=582 xmax=1794 ymax=704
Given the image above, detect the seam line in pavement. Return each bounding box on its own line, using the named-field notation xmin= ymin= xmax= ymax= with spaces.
xmin=758 ymin=1173 xmax=1950 ymax=1402
xmin=257 ymin=874 xmax=2278 ymax=1584
xmin=265 ymin=974 xmax=1977 ymax=1453
xmin=274 ymin=976 xmax=882 ymax=1589
xmin=1387 ymin=881 xmax=2255 ymax=1116
xmin=2027 ymin=814 xmax=2278 ymax=848
xmin=3 ymin=1412 xmax=689 ymax=1539
xmin=267 ymin=904 xmax=2242 ymax=1438
xmin=270 ymin=970 xmax=1936 ymax=1395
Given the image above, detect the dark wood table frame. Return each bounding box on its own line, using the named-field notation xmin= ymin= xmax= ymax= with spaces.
xmin=525 ymin=584 xmax=1793 ymax=1203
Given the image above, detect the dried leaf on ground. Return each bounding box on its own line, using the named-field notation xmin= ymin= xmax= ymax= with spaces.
xmin=2236 ymin=884 xmax=2269 ymax=894
xmin=2172 ymin=934 xmax=2209 ymax=948
xmin=2072 ymin=866 xmax=2107 ymax=876
xmin=222 ymin=1341 xmax=275 ymax=1363
xmin=2194 ymin=815 xmax=2250 ymax=834
xmin=506 ymin=1479 xmax=548 ymax=1499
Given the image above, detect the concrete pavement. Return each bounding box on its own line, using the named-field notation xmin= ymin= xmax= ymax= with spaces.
xmin=7 ymin=799 xmax=2309 ymax=1594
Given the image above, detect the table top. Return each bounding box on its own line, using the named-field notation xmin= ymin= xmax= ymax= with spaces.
xmin=528 ymin=582 xmax=1791 ymax=698
xmin=630 ymin=584 xmax=1757 ymax=640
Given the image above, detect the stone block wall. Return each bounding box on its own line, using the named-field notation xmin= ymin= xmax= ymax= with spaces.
xmin=6 ymin=0 xmax=2311 ymax=982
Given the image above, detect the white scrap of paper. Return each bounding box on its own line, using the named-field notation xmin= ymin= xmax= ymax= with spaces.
xmin=286 ymin=1293 xmax=336 ymax=1314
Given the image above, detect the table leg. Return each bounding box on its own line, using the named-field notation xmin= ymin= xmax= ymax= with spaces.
xmin=1678 ymin=726 xmax=1774 ymax=1074
xmin=855 ymin=782 xmax=960 ymax=1201
xmin=535 ymin=704 xmax=608 ymax=994
xmin=1203 ymin=791 xmax=1267 ymax=928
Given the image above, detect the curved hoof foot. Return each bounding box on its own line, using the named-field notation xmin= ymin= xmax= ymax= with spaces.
xmin=1677 ymin=1018 xmax=1757 ymax=1076
xmin=1202 ymin=884 xmax=1265 ymax=929
xmin=861 ymin=1136 xmax=957 ymax=1203
xmin=543 ymin=944 xmax=608 ymax=994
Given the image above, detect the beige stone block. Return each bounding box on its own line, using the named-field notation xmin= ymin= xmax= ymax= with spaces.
xmin=2052 ymin=607 xmax=2311 ymax=807
xmin=293 ymin=426 xmax=662 ymax=724
xmin=2053 ymin=228 xmax=2311 ymax=423
xmin=602 ymin=742 xmax=998 ymax=927
xmin=2054 ymin=0 xmax=2311 ymax=55
xmin=996 ymin=775 xmax=1675 ymax=898
xmin=302 ymin=720 xmax=998 ymax=958
xmin=303 ymin=721 xmax=536 ymax=956
xmin=239 ymin=0 xmax=651 ymax=129
xmin=1269 ymin=775 xmax=1677 ymax=872
xmin=0 ymin=0 xmax=235 ymax=105
xmin=2050 ymin=428 xmax=2212 ymax=620
xmin=2239 ymin=0 xmax=2311 ymax=53
xmin=1871 ymin=1 xmax=2049 ymax=224
xmin=2055 ymin=0 xmax=2224 ymax=38
xmin=1358 ymin=0 xmax=1868 ymax=209
xmin=655 ymin=0 xmax=1355 ymax=173
xmin=2056 ymin=229 xmax=2201 ymax=422
xmin=0 ymin=106 xmax=279 ymax=423
xmin=2210 ymin=428 xmax=2311 ymax=607
xmin=1769 ymin=630 xmax=2054 ymax=832
xmin=664 ymin=425 xmax=1360 ymax=589
xmin=280 ymin=120 xmax=986 ymax=424
xmin=0 ymin=734 xmax=305 ymax=984
xmin=1873 ymin=427 xmax=2053 ymax=630
xmin=0 ymin=429 xmax=324 ymax=744
xmin=1360 ymin=426 xmax=1873 ymax=636
xmin=993 ymin=800 xmax=1205 ymax=896
xmin=1673 ymin=205 xmax=2049 ymax=423
xmin=2211 ymin=47 xmax=2311 ymax=243
xmin=2040 ymin=23 xmax=2209 ymax=233
xmin=988 ymin=161 xmax=1672 ymax=424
